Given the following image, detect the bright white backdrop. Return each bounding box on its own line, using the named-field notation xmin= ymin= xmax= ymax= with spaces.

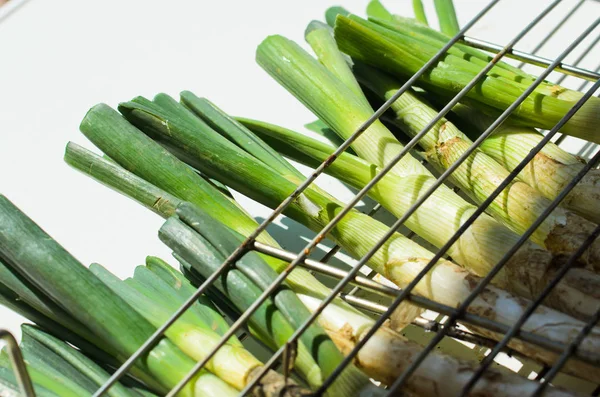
xmin=0 ymin=0 xmax=598 ymax=343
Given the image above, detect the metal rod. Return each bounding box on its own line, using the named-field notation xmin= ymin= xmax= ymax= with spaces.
xmin=555 ymin=32 xmax=600 ymax=84
xmin=253 ymin=241 xmax=600 ymax=364
xmin=385 ymin=22 xmax=600 ymax=394
xmin=462 ymin=35 xmax=600 ymax=81
xmin=461 ymin=190 xmax=600 ymax=395
xmin=0 ymin=329 xmax=35 ymax=397
xmin=516 ymin=0 xmax=585 ymax=69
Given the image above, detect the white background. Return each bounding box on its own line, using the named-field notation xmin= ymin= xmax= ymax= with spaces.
xmin=0 ymin=0 xmax=598 ymax=345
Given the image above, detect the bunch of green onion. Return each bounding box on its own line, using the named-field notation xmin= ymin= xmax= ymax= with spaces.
xmin=64 ymin=111 xmax=580 ymax=396
xmin=63 ymin=88 xmax=600 ymax=384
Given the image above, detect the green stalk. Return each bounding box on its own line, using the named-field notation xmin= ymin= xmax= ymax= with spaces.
xmin=127 ymin=264 xmax=236 ymax=345
xmin=65 ymin=117 xmax=372 ymax=331
xmin=355 ymin=64 xmax=600 ymax=271
xmin=257 ymin=35 xmax=429 ymax=179
xmin=451 ymin=104 xmax=600 ymax=224
xmin=0 ymin=195 xmax=237 ymax=397
xmin=239 ymin=116 xmax=600 ymax=322
xmin=90 ymin=263 xmax=262 ymax=391
xmin=325 ymin=6 xmax=350 ymax=28
xmin=0 ymin=352 xmax=77 ymax=397
xmin=20 ymin=325 xmax=140 ymax=397
xmin=433 ymin=0 xmax=460 ymax=35
xmin=142 ymin=256 xmax=236 ymax=341
xmin=333 ymin=14 xmax=600 ymax=143
xmin=305 ymin=21 xmax=367 ymax=106
xmin=411 ymin=0 xmax=429 ymax=26
xmin=69 ymin=102 xmax=600 ymax=388
xmin=64 ymin=142 xmax=181 ymax=217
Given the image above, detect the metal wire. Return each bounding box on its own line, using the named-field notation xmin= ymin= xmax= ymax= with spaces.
xmin=516 ymin=0 xmax=585 ymax=69
xmin=461 ymin=35 xmax=600 ymax=81
xmin=0 ymin=329 xmax=35 ymax=397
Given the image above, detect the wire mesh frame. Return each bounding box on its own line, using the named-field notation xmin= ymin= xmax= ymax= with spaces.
xmin=5 ymin=0 xmax=599 ymax=396
xmin=106 ymin=0 xmax=599 ymax=395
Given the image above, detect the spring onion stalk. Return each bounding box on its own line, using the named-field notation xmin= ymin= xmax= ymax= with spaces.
xmin=0 ymin=256 xmax=100 ymax=346
xmin=260 ymin=27 xmax=600 ymax=271
xmin=125 ymin=265 xmax=232 ymax=343
xmin=142 ymin=256 xmax=236 ymax=341
xmin=19 ymin=325 xmax=141 ymax=397
xmin=354 ymin=63 xmax=600 ymax=270
xmin=0 ymin=352 xmax=78 ymax=397
xmin=116 ymin=92 xmax=600 ymax=382
xmin=333 ymin=14 xmax=600 ymax=143
xmin=0 ymin=364 xmax=58 ymax=397
xmin=363 ymin=2 xmax=531 ymax=83
xmin=432 ymin=0 xmax=460 ymax=35
xmin=451 ymin=104 xmax=600 ymax=225
xmin=238 ymin=116 xmax=600 ymax=322
xmin=64 ymin=120 xmax=384 ymax=357
xmin=170 ymin=230 xmax=578 ymax=397
xmin=0 ymin=195 xmax=237 ymax=397
xmin=90 ymin=263 xmax=272 ymax=392
xmin=411 ymin=0 xmax=429 ymax=26
xmin=78 ymin=103 xmax=267 ymax=245
xmin=67 ymin=112 xmax=594 ymax=391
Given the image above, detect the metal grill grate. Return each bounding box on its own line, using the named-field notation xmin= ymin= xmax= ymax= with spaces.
xmin=4 ymin=0 xmax=600 ymax=396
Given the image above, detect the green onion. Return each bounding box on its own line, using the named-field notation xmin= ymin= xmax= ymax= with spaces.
xmin=0 ymin=195 xmax=237 ymax=397
xmin=332 ymin=14 xmax=600 ymax=143
xmin=257 ymin=29 xmax=600 ymax=272
xmin=67 ymin=103 xmax=600 ymax=388
xmin=143 ymin=256 xmax=236 ymax=340
xmin=433 ymin=0 xmax=460 ymax=35
xmin=64 ymin=134 xmax=401 ymax=386
xmin=452 ymin=104 xmax=600 ymax=225
xmin=411 ymin=0 xmax=429 ymax=26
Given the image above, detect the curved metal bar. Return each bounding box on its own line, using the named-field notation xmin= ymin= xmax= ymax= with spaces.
xmin=0 ymin=329 xmax=35 ymax=397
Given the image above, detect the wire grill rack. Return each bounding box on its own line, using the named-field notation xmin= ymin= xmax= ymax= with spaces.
xmin=3 ymin=0 xmax=600 ymax=396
